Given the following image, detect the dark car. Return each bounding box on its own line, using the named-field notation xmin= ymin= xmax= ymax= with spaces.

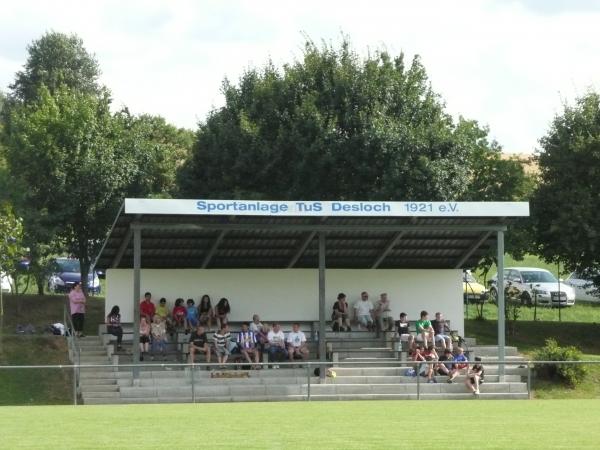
xmin=47 ymin=257 xmax=101 ymax=295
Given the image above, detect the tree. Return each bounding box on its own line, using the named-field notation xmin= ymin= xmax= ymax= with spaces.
xmin=2 ymin=32 xmax=104 ymax=294
xmin=10 ymin=32 xmax=101 ymax=104
xmin=3 ymin=85 xmax=135 ymax=293
xmin=179 ymin=40 xmax=499 ymax=201
xmin=115 ymin=112 xmax=194 ymax=198
xmin=0 ymin=202 xmax=23 ymax=298
xmin=2 ymin=32 xmax=191 ymax=294
xmin=532 ymin=91 xmax=600 ymax=289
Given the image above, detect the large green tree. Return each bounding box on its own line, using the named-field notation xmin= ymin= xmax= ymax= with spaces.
xmin=532 ymin=92 xmax=600 ymax=289
xmin=2 ymin=32 xmax=192 ymax=294
xmin=179 ymin=40 xmax=529 ymax=207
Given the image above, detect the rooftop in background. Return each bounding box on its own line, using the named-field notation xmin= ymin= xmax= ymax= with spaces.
xmin=94 ymin=199 xmax=529 ymax=271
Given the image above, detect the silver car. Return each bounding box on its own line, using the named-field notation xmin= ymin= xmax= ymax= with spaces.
xmin=489 ymin=267 xmax=576 ymax=307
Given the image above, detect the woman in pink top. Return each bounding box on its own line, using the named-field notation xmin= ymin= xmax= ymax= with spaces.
xmin=68 ymin=282 xmax=86 ymax=337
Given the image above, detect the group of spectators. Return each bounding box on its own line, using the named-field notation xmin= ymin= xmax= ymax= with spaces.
xmin=106 ymin=293 xmax=310 ymax=368
xmin=187 ymin=319 xmax=309 ymax=369
xmin=105 ymin=292 xmax=483 ymax=392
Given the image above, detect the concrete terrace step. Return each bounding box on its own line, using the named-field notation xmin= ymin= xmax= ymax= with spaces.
xmin=471 ymin=346 xmax=520 ymax=357
xmin=80 ymin=378 xmax=118 ymax=386
xmin=80 ymin=384 xmax=120 ymax=393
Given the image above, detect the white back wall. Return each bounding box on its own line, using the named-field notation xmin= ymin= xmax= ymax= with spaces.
xmin=105 ymin=269 xmax=464 ymax=335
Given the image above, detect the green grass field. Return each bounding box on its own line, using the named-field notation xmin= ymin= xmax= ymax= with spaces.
xmin=1 ymin=401 xmax=599 ymax=449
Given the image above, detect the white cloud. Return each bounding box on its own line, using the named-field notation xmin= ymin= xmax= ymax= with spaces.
xmin=1 ymin=0 xmax=600 ymax=152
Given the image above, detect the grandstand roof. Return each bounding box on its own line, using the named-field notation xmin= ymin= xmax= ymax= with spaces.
xmin=94 ymin=199 xmax=529 ymax=271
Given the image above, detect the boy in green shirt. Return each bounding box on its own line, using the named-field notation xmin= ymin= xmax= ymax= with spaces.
xmin=415 ymin=310 xmax=435 ymax=348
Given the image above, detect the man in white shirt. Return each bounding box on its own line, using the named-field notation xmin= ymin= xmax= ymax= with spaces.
xmin=267 ymin=323 xmax=288 ymax=365
xmin=354 ymin=291 xmax=375 ymax=331
xmin=286 ymin=323 xmax=309 ymax=361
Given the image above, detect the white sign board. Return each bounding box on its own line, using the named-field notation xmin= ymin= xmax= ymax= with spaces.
xmin=125 ymin=198 xmax=529 ymax=217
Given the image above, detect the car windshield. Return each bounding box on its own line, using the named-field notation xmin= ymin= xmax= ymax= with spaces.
xmin=521 ymin=271 xmax=556 ymax=284
xmin=56 ymin=259 xmax=80 ymax=273
xmin=463 ymin=273 xmax=477 ymax=283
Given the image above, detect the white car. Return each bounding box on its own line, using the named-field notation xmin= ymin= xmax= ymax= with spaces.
xmin=1 ymin=272 xmax=13 ymax=293
xmin=489 ymin=267 xmax=576 ymax=307
xmin=564 ymin=272 xmax=600 ymax=302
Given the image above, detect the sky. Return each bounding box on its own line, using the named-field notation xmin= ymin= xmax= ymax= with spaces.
xmin=1 ymin=0 xmax=600 ymax=153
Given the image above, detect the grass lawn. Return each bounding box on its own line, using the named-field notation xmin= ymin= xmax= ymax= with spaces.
xmin=1 ymin=400 xmax=600 ymax=449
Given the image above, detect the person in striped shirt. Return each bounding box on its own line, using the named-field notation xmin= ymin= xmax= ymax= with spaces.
xmin=213 ymin=324 xmax=231 ymax=367
xmin=238 ymin=322 xmax=260 ymax=368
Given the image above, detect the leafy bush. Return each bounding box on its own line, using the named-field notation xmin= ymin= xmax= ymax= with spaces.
xmin=533 ymin=338 xmax=587 ymax=387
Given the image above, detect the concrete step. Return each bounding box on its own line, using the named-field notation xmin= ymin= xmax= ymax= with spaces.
xmin=81 ymin=391 xmax=120 ymax=399
xmin=335 ymin=350 xmax=397 ymax=359
xmin=80 ymin=384 xmax=120 ymax=393
xmin=80 ymin=378 xmax=118 ymax=385
xmin=471 ymin=346 xmax=520 ymax=357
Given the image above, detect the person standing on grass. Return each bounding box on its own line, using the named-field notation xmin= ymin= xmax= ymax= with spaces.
xmin=139 ymin=316 xmax=151 ymax=361
xmin=68 ymin=282 xmax=86 ymax=337
xmin=106 ymin=305 xmax=123 ymax=350
xmin=213 ymin=324 xmax=231 ymax=368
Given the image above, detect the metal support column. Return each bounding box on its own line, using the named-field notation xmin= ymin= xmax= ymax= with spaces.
xmin=318 ymin=232 xmax=326 ymax=381
xmin=497 ymin=230 xmax=505 ymax=378
xmin=132 ymin=226 xmax=141 ymax=379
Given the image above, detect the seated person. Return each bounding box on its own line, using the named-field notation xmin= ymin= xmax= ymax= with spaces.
xmin=332 ymin=293 xmax=351 ymax=332
xmin=139 ymin=316 xmax=151 ymax=361
xmin=140 ymin=292 xmax=156 ymax=323
xmin=267 ymin=323 xmax=288 ymax=364
xmin=238 ymin=323 xmax=260 ymax=368
xmin=186 ymin=298 xmax=200 ymax=331
xmin=374 ymin=293 xmax=393 ymax=332
xmin=249 ymin=314 xmax=263 ymax=333
xmin=437 ymin=349 xmax=454 ymax=376
xmin=198 ymin=295 xmax=214 ymax=331
xmin=286 ymin=323 xmax=309 ymax=361
xmin=422 ymin=345 xmax=439 ymax=383
xmin=215 ymin=297 xmax=231 ymax=330
xmin=353 ymin=291 xmax=374 ymax=331
xmin=254 ymin=322 xmax=270 ymax=353
xmin=106 ymin=305 xmax=123 ymax=350
xmin=430 ymin=312 xmax=452 ymax=351
xmin=465 ymin=356 xmax=484 ymax=395
xmin=411 ymin=345 xmax=428 ymax=379
xmin=189 ymin=325 xmax=211 ymax=364
xmin=395 ymin=313 xmax=415 ymax=350
xmin=447 ymin=347 xmax=469 ymax=383
xmin=172 ymin=298 xmax=187 ymax=329
xmin=213 ymin=324 xmax=231 ymax=368
xmin=415 ymin=310 xmax=435 ymax=348
xmin=150 ymin=315 xmax=168 ymax=361
xmin=156 ymin=297 xmax=174 ymax=334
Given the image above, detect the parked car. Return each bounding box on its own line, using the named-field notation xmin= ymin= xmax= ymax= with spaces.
xmin=564 ymin=272 xmax=600 ymax=302
xmin=47 ymin=257 xmax=101 ymax=295
xmin=1 ymin=272 xmax=13 ymax=293
xmin=489 ymin=267 xmax=575 ymax=307
xmin=463 ymin=271 xmax=488 ymax=303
